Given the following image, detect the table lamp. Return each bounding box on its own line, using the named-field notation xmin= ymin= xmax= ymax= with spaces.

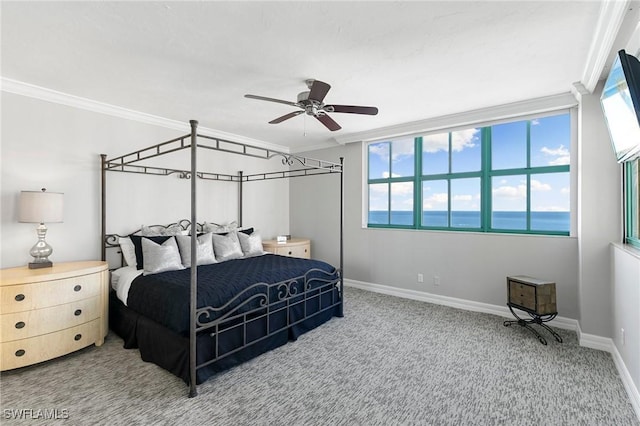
xmin=19 ymin=188 xmax=64 ymax=269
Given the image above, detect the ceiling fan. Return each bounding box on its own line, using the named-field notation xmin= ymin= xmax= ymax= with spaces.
xmin=244 ymin=79 xmax=378 ymax=131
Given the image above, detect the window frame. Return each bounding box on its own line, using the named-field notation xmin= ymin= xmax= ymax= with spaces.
xmin=624 ymin=159 xmax=640 ymax=248
xmin=365 ymin=109 xmax=575 ymax=236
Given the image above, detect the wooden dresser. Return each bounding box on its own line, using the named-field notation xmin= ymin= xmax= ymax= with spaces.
xmin=0 ymin=261 xmax=109 ymax=371
xmin=262 ymin=238 xmax=311 ymax=259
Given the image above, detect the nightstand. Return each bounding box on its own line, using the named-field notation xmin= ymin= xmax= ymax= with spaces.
xmin=0 ymin=261 xmax=109 ymax=370
xmin=503 ymin=275 xmax=562 ymax=345
xmin=262 ymin=238 xmax=311 ymax=259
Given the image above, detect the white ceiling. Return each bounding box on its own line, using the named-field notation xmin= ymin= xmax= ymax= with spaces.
xmin=0 ymin=1 xmax=633 ymax=152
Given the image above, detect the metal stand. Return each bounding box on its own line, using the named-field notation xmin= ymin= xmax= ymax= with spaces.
xmin=503 ymin=303 xmax=563 ymax=345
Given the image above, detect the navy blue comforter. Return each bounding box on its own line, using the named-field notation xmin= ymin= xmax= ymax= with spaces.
xmin=126 ymin=254 xmax=338 ymax=335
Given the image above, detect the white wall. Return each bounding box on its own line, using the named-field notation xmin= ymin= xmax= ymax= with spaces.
xmin=576 ymin=80 xmax=622 ymax=338
xmin=611 ymin=244 xmax=640 ymax=407
xmin=290 ymin=143 xmax=581 ymax=319
xmin=1 ymin=92 xmax=290 ymax=268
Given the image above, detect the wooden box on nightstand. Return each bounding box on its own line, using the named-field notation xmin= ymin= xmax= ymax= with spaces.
xmin=0 ymin=261 xmax=109 ymax=370
xmin=262 ymin=238 xmax=311 ymax=259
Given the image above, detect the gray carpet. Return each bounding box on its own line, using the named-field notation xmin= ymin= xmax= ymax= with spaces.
xmin=1 ymin=287 xmax=638 ymax=425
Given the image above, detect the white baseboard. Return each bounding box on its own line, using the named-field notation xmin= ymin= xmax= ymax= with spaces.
xmin=343 ymin=278 xmax=640 ymax=421
xmin=344 ymin=278 xmax=579 ymax=330
xmin=611 ymin=344 xmax=640 ymax=420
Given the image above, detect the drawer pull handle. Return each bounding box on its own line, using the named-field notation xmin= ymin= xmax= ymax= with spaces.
xmin=15 ymin=321 xmax=25 ymax=329
xmin=15 ymin=294 xmax=25 ymax=302
xmin=74 ymin=285 xmax=82 ymax=292
xmin=74 ymin=309 xmax=82 ymax=316
xmin=74 ymin=334 xmax=82 ymax=341
xmin=15 ymin=349 xmax=25 ymax=357
xmin=288 ymin=251 xmax=292 ymax=255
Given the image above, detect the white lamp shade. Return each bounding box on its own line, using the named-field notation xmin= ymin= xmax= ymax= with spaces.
xmin=19 ymin=190 xmax=64 ymax=223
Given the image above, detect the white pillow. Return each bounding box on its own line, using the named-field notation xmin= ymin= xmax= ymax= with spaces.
xmin=237 ymin=230 xmax=264 ymax=257
xmin=141 ymin=224 xmax=186 ymax=237
xmin=118 ymin=236 xmax=137 ymax=267
xmin=141 ymin=237 xmax=185 ymax=275
xmin=212 ymin=232 xmax=244 ymax=262
xmin=203 ymin=221 xmax=239 ymax=234
xmin=175 ymin=233 xmax=217 ymax=267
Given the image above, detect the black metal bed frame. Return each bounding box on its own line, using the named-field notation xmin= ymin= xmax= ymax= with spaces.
xmin=101 ymin=120 xmax=344 ymax=397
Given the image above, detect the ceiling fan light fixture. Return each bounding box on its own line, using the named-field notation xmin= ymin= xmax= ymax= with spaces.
xmin=245 ymin=79 xmax=378 ymax=132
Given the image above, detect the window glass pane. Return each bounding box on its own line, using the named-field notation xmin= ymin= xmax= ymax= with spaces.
xmin=451 ymin=178 xmax=481 ymax=228
xmin=492 ymin=175 xmax=526 ymax=229
xmin=451 ymin=128 xmax=481 ymax=173
xmin=391 ymin=138 xmax=415 ymax=178
xmin=492 ymin=121 xmax=527 ymax=170
xmin=422 ymin=132 xmax=449 ymax=175
xmin=422 ymin=180 xmax=448 ymax=226
xmin=530 ymin=172 xmax=570 ymax=232
xmin=530 ymin=114 xmax=571 ymax=167
xmin=368 ymin=183 xmax=388 ymax=224
xmin=628 ymin=160 xmax=639 ymax=242
xmin=390 ymin=182 xmax=414 ymax=225
xmin=368 ymin=142 xmax=389 ymax=179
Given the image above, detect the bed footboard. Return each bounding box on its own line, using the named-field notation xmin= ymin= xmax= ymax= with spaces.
xmin=193 ymin=267 xmax=341 ymax=372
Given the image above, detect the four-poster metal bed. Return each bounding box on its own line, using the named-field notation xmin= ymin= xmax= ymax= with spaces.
xmin=101 ymin=120 xmax=344 ymax=397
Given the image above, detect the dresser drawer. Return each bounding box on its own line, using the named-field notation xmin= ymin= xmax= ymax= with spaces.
xmin=0 ymin=274 xmax=101 ymax=314
xmin=1 ymin=296 xmax=100 ymax=342
xmin=0 ymin=319 xmax=100 ymax=371
xmin=275 ymin=244 xmax=310 ymax=258
xmin=508 ymin=281 xmax=536 ymax=310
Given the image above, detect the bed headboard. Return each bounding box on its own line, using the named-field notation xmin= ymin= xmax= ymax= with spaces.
xmin=103 ymin=219 xmax=215 ymax=269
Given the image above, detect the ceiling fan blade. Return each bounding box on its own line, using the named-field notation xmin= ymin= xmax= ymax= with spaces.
xmin=308 ymin=80 xmax=331 ymax=102
xmin=315 ymin=113 xmax=342 ymax=131
xmin=244 ymin=94 xmax=298 ymax=107
xmin=326 ymin=105 xmax=379 ymax=115
xmin=269 ymin=110 xmax=304 ymax=124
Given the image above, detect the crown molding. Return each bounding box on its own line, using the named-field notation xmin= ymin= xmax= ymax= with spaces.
xmin=580 ymin=0 xmax=632 ymax=94
xmin=0 ymin=77 xmax=290 ymax=153
xmin=334 ymin=92 xmax=578 ymax=145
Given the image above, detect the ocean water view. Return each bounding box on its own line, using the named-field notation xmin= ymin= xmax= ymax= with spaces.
xmin=369 ymin=211 xmax=570 ymax=232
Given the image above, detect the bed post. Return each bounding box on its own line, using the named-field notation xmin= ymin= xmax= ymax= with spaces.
xmin=100 ymin=154 xmax=107 ymax=261
xmin=238 ymin=171 xmax=243 ymax=227
xmin=189 ymin=120 xmax=198 ymax=398
xmin=338 ymin=156 xmax=344 ymax=317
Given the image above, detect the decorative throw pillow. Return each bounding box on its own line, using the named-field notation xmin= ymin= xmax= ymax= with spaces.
xmin=141 ymin=224 xmax=186 ymax=237
xmin=211 ymin=232 xmax=244 ymax=262
xmin=130 ymin=235 xmax=171 ymax=270
xmin=118 ymin=236 xmax=137 ymax=266
xmin=203 ymin=221 xmax=239 ymax=234
xmin=141 ymin=237 xmax=184 ymax=275
xmin=175 ymin=233 xmax=217 ymax=267
xmin=237 ymin=230 xmax=264 ymax=257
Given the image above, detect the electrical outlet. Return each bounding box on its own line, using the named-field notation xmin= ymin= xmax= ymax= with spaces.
xmin=621 ymin=328 xmax=625 ymax=346
xmin=433 ymin=275 xmax=440 ymax=286
xmin=417 ymin=273 xmax=424 ymax=283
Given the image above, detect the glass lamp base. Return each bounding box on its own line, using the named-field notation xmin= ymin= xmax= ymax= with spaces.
xmin=29 ymin=260 xmax=53 ymax=269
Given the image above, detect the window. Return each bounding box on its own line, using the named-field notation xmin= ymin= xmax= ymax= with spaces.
xmin=625 ymin=159 xmax=640 ymax=248
xmin=366 ymin=112 xmax=572 ymax=235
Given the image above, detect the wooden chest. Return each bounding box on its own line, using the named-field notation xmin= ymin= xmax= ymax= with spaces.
xmin=507 ymin=275 xmax=557 ymax=315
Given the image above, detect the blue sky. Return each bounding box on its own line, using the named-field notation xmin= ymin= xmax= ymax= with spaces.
xmin=369 ymin=113 xmax=571 ymax=212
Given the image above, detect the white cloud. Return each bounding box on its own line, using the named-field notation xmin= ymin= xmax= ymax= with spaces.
xmin=453 ymin=194 xmax=473 ymax=201
xmin=493 ymin=184 xmax=526 ymax=199
xmin=540 ymin=144 xmax=570 ymax=166
xmin=530 ymin=179 xmax=551 ymax=191
xmin=423 ymin=128 xmax=479 ymax=153
xmin=531 ymin=119 xmax=540 ymax=126
xmin=423 ymin=192 xmax=448 ymax=209
xmin=422 ymin=133 xmax=449 ymax=153
xmin=561 ymin=186 xmax=570 ymax=194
